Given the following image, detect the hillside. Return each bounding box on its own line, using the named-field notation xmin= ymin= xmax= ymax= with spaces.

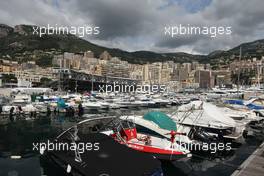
xmin=0 ymin=24 xmax=207 ymax=64
xmin=0 ymin=24 xmax=264 ymax=65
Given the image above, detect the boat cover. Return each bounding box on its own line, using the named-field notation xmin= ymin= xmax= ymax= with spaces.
xmin=57 ymin=98 xmax=67 ymax=109
xmin=143 ymin=111 xmax=177 ymax=131
xmin=174 ymin=101 xmax=237 ymax=128
xmin=224 ymin=99 xmax=244 ymax=105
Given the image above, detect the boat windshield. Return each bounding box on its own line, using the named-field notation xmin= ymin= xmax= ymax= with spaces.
xmin=57 ymin=117 xmax=136 ymax=140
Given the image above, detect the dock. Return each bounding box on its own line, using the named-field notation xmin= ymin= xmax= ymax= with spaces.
xmin=232 ymin=142 xmax=264 ymax=176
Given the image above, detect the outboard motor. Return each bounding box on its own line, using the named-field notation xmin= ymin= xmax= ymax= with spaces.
xmin=190 ymin=127 xmax=215 ymax=143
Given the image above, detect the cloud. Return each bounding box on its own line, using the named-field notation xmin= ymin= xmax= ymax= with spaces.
xmin=0 ymin=0 xmax=263 ymax=54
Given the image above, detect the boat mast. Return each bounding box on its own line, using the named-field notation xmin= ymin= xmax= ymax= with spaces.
xmin=91 ymin=66 xmax=94 ymax=93
xmin=59 ymin=54 xmax=64 ymax=92
xmin=257 ymin=62 xmax=261 ymax=89
xmin=237 ymin=47 xmax=242 ymax=96
xmin=75 ymin=79 xmax=78 ymax=93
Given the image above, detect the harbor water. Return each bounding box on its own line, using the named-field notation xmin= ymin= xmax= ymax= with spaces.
xmin=0 ymin=107 xmax=264 ymax=176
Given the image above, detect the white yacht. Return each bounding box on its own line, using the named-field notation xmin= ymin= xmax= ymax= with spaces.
xmin=170 ymin=101 xmax=245 ymax=142
xmin=135 ymin=95 xmax=157 ymax=107
xmin=11 ymin=94 xmax=31 ymax=104
xmin=82 ymin=99 xmax=104 ymax=110
xmin=152 ymin=96 xmax=170 ymax=107
xmin=206 ymin=88 xmax=243 ymax=99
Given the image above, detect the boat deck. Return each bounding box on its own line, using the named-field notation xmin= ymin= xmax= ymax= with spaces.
xmin=232 ymin=142 xmax=264 ymax=176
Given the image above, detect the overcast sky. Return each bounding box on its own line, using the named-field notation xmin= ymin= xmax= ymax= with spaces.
xmin=0 ymin=0 xmax=264 ymax=54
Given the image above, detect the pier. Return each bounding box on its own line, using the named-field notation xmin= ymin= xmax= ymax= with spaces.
xmin=232 ymin=142 xmax=264 ymax=176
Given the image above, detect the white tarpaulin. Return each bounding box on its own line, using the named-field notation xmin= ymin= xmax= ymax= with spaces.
xmin=172 ymin=101 xmax=236 ymax=128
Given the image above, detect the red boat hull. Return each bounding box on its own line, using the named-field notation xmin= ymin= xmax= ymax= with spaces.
xmin=125 ymin=142 xmax=188 ymax=161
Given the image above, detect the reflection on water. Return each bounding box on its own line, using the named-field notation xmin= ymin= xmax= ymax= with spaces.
xmin=0 ymin=157 xmax=41 ymax=176
xmin=0 ymin=108 xmax=263 ymax=176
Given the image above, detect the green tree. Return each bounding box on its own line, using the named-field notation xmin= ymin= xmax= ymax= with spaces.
xmin=36 ymin=55 xmax=53 ymax=67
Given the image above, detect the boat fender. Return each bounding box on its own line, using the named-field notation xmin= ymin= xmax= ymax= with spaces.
xmin=10 ymin=155 xmax=21 ymax=159
xmin=66 ymin=164 xmax=72 ymax=173
xmin=40 ymin=146 xmax=45 ymax=155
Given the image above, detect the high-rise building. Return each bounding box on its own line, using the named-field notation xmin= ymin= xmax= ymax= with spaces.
xmin=194 ymin=70 xmax=214 ymax=89
xmin=99 ymin=51 xmax=112 ymax=60
xmin=100 ymin=57 xmax=129 ymax=78
xmin=84 ymin=51 xmax=94 ymax=58
xmin=182 ymin=63 xmax=192 ymax=73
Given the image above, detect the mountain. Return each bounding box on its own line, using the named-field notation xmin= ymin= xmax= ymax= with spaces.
xmin=0 ymin=24 xmax=13 ymax=38
xmin=0 ymin=24 xmax=264 ymax=65
xmin=208 ymin=39 xmax=264 ymax=63
xmin=0 ymin=24 xmax=206 ymax=64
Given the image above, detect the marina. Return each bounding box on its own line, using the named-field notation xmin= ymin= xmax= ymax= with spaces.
xmin=1 ymin=2 xmax=264 ymax=174
xmin=0 ymin=87 xmax=264 ymax=176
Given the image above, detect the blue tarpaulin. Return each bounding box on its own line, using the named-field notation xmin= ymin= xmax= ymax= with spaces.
xmin=225 ymin=99 xmax=264 ymax=110
xmin=246 ymin=103 xmax=264 ymax=110
xmin=224 ymin=99 xmax=244 ymax=105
